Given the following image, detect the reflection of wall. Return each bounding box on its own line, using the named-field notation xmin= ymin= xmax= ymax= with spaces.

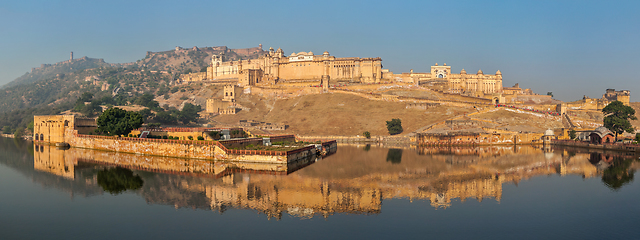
xmin=34 ymin=144 xmax=630 ymax=218
xmin=33 ymin=144 xmax=75 ymax=179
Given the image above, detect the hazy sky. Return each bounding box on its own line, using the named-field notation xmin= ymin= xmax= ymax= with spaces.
xmin=1 ymin=0 xmax=638 ymax=101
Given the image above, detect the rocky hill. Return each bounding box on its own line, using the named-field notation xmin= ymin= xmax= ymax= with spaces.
xmin=3 ymin=57 xmax=115 ymax=89
xmin=0 ymin=45 xmax=267 ymax=131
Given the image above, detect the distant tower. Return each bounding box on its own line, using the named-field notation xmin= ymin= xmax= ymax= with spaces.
xmin=70 ymin=52 xmax=73 ymax=61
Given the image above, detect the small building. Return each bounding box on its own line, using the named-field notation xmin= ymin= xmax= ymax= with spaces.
xmin=589 ymin=127 xmax=615 ymax=144
xmin=34 ymin=115 xmax=97 ymax=144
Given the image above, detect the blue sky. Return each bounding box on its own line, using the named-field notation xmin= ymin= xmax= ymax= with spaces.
xmin=1 ymin=0 xmax=638 ymax=101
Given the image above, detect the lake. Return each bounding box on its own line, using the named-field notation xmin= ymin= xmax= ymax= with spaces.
xmin=1 ymin=137 xmax=639 ymax=240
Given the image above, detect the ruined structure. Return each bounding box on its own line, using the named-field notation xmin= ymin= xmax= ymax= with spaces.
xmin=205 ymin=84 xmax=243 ymax=115
xmin=562 ymin=89 xmax=632 ymax=111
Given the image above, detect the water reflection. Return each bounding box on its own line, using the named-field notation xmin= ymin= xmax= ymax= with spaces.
xmin=28 ymin=142 xmax=640 ymax=219
xmin=97 ymin=167 xmax=144 ymax=194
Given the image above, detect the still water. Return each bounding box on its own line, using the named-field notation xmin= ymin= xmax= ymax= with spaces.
xmin=1 ymin=137 xmax=640 ymax=240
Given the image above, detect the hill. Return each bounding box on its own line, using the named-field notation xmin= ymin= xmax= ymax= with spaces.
xmin=0 ymin=46 xmax=267 ymax=132
xmin=2 ymin=57 xmax=115 ymax=89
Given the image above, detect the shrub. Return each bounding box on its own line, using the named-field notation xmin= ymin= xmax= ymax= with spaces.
xmin=363 ymin=131 xmax=371 ymax=139
xmin=162 ymin=136 xmax=168 ymax=139
xmin=197 ymin=136 xmax=204 ymax=140
xmin=569 ymin=129 xmax=577 ymax=140
xmin=14 ymin=127 xmax=24 ymax=139
xmin=188 ymin=136 xmax=193 ymax=140
xmin=386 ymin=119 xmax=403 ymax=135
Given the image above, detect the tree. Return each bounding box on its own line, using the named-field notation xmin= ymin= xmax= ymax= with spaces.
xmin=602 ymin=101 xmax=637 ymax=141
xmin=386 ymin=118 xmax=403 ymax=135
xmin=138 ymin=108 xmax=153 ymax=120
xmin=134 ymin=93 xmax=159 ymax=109
xmin=153 ymin=111 xmax=177 ymax=125
xmin=96 ymin=108 xmax=144 ymax=136
xmin=2 ymin=126 xmax=11 ymax=134
xmin=547 ymin=92 xmax=553 ymax=97
xmin=569 ymin=129 xmax=577 ymax=140
xmin=14 ymin=127 xmax=24 ymax=139
xmin=363 ymin=131 xmax=371 ymax=139
xmin=27 ymin=120 xmax=34 ymax=132
xmin=636 ymin=133 xmax=640 ymax=143
xmin=178 ymin=103 xmax=202 ymax=124
xmin=78 ymin=92 xmax=94 ymax=103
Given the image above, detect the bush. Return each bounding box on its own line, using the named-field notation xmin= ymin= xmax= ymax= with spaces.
xmin=386 ymin=119 xmax=403 ymax=135
xmin=162 ymin=136 xmax=168 ymax=139
xmin=636 ymin=133 xmax=640 ymax=143
xmin=188 ymin=136 xmax=193 ymax=140
xmin=363 ymin=131 xmax=371 ymax=139
xmin=2 ymin=126 xmax=11 ymax=134
xmin=14 ymin=127 xmax=24 ymax=139
xmin=569 ymin=129 xmax=577 ymax=140
xmin=197 ymin=136 xmax=204 ymax=140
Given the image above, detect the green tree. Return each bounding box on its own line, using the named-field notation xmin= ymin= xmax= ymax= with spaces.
xmin=569 ymin=129 xmax=577 ymax=140
xmin=153 ymin=111 xmax=177 ymax=125
xmin=602 ymin=101 xmax=637 ymax=140
xmin=138 ymin=108 xmax=154 ymax=120
xmin=27 ymin=120 xmax=34 ymax=132
xmin=82 ymin=100 xmax=102 ymax=117
xmin=96 ymin=108 xmax=144 ymax=136
xmin=78 ymin=92 xmax=94 ymax=103
xmin=134 ymin=93 xmax=159 ymax=109
xmin=97 ymin=167 xmax=144 ymax=195
xmin=386 ymin=118 xmax=403 ymax=135
xmin=636 ymin=133 xmax=640 ymax=143
xmin=2 ymin=126 xmax=12 ymax=134
xmin=178 ymin=103 xmax=202 ymax=125
xmin=13 ymin=127 xmax=24 ymax=139
xmin=363 ymin=131 xmax=371 ymax=139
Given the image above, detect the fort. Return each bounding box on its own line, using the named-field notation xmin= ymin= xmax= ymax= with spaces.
xmin=179 ymin=45 xmax=513 ymax=100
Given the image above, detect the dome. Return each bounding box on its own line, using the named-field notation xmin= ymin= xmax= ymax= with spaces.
xmin=308 ymin=52 xmax=313 ymax=55
xmin=496 ymin=70 xmax=502 ymax=75
xmin=290 ymin=52 xmax=297 ymax=56
xmin=460 ymin=69 xmax=466 ymax=74
xmin=323 ymin=51 xmax=329 ymax=55
xmin=544 ymin=129 xmax=554 ymax=136
xmin=477 ymin=69 xmax=483 ymax=74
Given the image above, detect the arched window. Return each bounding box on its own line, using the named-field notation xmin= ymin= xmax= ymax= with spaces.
xmin=40 ymin=134 xmax=44 ymax=141
xmin=35 ymin=134 xmax=39 ymax=141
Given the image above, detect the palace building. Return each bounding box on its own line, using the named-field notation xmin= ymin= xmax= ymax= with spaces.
xmin=180 ymin=45 xmax=506 ymax=97
xmin=182 ymin=47 xmax=383 ymax=86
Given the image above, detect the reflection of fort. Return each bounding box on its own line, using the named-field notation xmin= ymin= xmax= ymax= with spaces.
xmin=32 ymin=144 xmax=638 ymax=218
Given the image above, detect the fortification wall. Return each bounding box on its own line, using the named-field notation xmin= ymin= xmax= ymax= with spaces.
xmin=417 ymin=132 xmax=544 ymax=146
xmin=67 ymin=134 xmax=229 ymax=160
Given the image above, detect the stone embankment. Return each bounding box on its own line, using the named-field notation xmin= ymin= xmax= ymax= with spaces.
xmin=553 ymin=140 xmax=640 ymax=153
xmin=297 ymin=135 xmax=413 ymax=144
xmin=37 ymin=133 xmax=336 ymax=164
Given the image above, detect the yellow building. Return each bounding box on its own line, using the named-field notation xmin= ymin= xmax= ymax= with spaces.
xmin=405 ymin=63 xmax=503 ymax=97
xmin=33 ymin=115 xmax=97 ymax=144
xmin=182 ymin=47 xmax=383 ymax=85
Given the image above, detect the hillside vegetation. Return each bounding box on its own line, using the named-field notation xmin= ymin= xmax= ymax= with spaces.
xmin=0 ymin=46 xmax=264 ymax=132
